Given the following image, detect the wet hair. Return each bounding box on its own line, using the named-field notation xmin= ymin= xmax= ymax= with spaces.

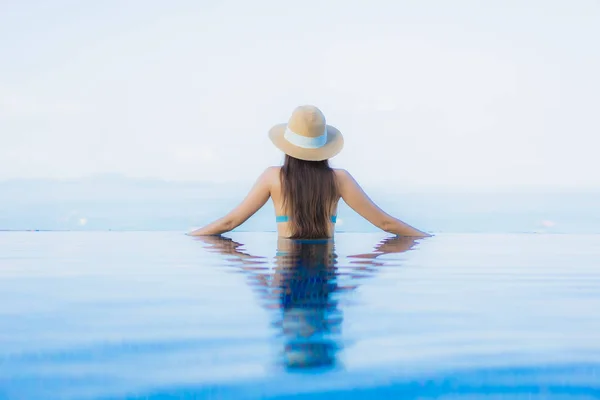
xmin=280 ymin=155 xmax=338 ymax=239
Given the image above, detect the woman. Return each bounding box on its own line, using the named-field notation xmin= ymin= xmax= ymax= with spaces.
xmin=188 ymin=105 xmax=430 ymax=239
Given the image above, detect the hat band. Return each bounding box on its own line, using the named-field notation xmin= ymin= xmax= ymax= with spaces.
xmin=284 ymin=126 xmax=327 ymax=149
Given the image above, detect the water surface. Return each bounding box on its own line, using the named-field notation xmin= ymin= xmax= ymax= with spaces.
xmin=1 ymin=232 xmax=599 ymax=399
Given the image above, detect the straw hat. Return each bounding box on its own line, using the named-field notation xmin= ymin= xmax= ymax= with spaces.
xmin=268 ymin=105 xmax=344 ymax=161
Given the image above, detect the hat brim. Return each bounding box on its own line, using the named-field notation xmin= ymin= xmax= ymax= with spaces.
xmin=268 ymin=124 xmax=344 ymax=161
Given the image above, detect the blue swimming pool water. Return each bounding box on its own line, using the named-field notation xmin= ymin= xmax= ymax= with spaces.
xmin=1 ymin=232 xmax=599 ymax=399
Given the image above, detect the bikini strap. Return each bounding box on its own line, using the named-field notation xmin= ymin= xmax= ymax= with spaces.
xmin=276 ymin=215 xmax=337 ymax=223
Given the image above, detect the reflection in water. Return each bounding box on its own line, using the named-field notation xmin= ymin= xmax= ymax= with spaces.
xmin=197 ymin=235 xmax=418 ymax=370
xmin=274 ymin=239 xmax=340 ymax=369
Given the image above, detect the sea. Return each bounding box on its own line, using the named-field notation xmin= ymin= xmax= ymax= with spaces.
xmin=0 ymin=178 xmax=599 ymax=399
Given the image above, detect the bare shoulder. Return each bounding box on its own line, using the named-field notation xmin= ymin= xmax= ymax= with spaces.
xmin=265 ymin=166 xmax=281 ymax=177
xmin=333 ymin=168 xmax=350 ymax=178
xmin=261 ymin=166 xmax=281 ymax=185
xmin=333 ymin=168 xmax=354 ymax=186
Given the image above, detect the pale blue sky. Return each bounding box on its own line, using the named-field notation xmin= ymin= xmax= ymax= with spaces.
xmin=1 ymin=0 xmax=599 ymax=187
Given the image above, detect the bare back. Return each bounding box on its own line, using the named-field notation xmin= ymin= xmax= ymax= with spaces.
xmin=268 ymin=166 xmax=339 ymax=238
xmin=188 ymin=167 xmax=429 ymax=238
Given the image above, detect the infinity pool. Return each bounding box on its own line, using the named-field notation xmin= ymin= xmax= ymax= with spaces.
xmin=1 ymin=232 xmax=599 ymax=399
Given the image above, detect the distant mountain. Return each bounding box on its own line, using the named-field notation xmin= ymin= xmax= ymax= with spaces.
xmin=0 ymin=175 xmax=247 ymax=231
xmin=1 ymin=176 xmax=599 ymax=233
xmin=0 ymin=174 xmax=243 ymax=203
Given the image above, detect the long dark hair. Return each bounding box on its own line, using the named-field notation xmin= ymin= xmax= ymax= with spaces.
xmin=280 ymin=155 xmax=338 ymax=239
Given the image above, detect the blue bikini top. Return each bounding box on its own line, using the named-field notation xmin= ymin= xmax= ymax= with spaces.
xmin=276 ymin=215 xmax=337 ymax=223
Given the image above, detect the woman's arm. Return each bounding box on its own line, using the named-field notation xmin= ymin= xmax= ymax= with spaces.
xmin=187 ymin=168 xmax=274 ymax=236
xmin=335 ymin=169 xmax=431 ymax=238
